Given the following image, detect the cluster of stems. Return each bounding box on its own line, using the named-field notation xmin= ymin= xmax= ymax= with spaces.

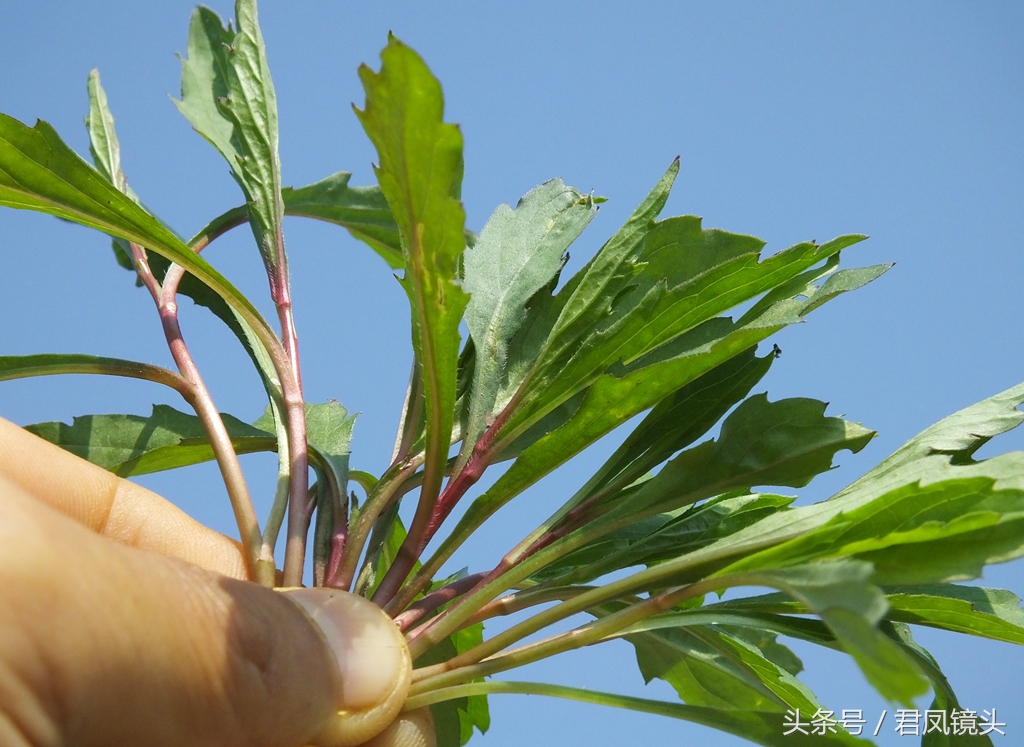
xmin=114 ymin=199 xmax=750 ymax=700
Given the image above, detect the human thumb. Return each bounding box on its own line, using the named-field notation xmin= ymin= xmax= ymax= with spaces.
xmin=0 ymin=481 xmax=413 ymax=747
xmin=282 ymin=589 xmax=415 ymax=747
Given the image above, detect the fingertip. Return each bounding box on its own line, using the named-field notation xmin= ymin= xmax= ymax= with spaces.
xmin=283 ymin=589 xmax=412 ymax=747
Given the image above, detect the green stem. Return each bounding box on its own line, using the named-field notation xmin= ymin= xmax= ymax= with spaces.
xmin=414 ymin=580 xmax=720 ymax=692
xmin=403 ymin=680 xmax=790 ymax=743
xmin=186 ymin=207 xmax=249 ymax=253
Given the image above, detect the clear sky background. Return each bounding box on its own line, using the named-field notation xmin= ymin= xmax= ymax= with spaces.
xmin=1 ymin=3 xmax=1022 ymax=746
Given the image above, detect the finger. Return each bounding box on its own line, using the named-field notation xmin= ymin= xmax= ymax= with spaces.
xmin=0 ymin=415 xmax=246 ymax=577
xmin=0 ymin=476 xmax=410 ymax=747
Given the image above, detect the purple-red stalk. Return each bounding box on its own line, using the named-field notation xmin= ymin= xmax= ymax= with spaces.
xmin=393 ymin=572 xmax=487 ymax=632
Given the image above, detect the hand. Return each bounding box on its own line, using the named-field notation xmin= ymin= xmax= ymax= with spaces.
xmin=0 ymin=417 xmax=434 ymax=747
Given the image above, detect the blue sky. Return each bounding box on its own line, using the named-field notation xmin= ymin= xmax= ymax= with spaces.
xmin=1 ymin=2 xmax=1023 ymax=745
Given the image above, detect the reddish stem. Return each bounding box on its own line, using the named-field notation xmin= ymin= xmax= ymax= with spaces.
xmin=393 ymin=572 xmax=487 ymax=632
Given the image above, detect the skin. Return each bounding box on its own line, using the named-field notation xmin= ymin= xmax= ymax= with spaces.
xmin=0 ymin=416 xmax=435 ymax=747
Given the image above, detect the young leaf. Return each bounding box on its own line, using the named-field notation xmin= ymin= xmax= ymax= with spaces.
xmin=25 ymin=405 xmax=274 ymax=477
xmin=355 ymin=36 xmax=469 ymax=510
xmin=498 ymin=205 xmax=867 ymax=443
xmin=174 ymin=0 xmax=285 ymax=274
xmin=461 ymin=179 xmax=598 ymax=454
xmin=256 ymin=400 xmax=356 ymax=501
xmin=84 ymin=68 xmax=141 ymax=270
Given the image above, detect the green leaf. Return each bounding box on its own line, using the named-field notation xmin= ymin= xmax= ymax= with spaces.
xmin=303 ymin=401 xmax=356 ymax=490
xmin=82 ymin=68 xmax=287 ymax=449
xmin=619 ymin=599 xmax=838 ymax=646
xmin=539 ymin=492 xmax=795 ymax=586
xmin=256 ymin=400 xmax=356 ymax=501
xmin=174 ymin=0 xmax=284 ymax=273
xmin=461 ymin=179 xmax=598 ymax=453
xmin=0 ymin=112 xmax=279 ymax=361
xmin=727 ymin=561 xmax=929 ymax=705
xmin=653 ymin=382 xmax=1024 ymax=584
xmin=883 ymin=584 xmax=1024 ymax=645
xmin=598 ymin=395 xmax=874 ymax=525
xmin=84 ymin=68 xmax=139 ymax=270
xmin=888 ymin=623 xmax=995 ymax=747
xmin=355 ymin=36 xmax=469 ymax=504
xmin=723 ymin=456 xmax=1024 ymax=585
xmin=25 ymin=404 xmax=274 ymax=477
xmin=281 ymin=172 xmax=402 ymax=268
xmin=574 ymin=347 xmax=775 ymax=502
xmin=622 ymin=618 xmax=818 ymax=712
xmin=429 ymin=259 xmax=886 ymax=579
xmin=488 ymin=159 xmax=679 ymax=436
xmin=497 ymin=181 xmax=869 ymax=444
xmin=294 ymin=401 xmax=356 ymax=582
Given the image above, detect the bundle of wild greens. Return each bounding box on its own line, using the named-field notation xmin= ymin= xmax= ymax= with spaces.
xmin=2 ymin=2 xmax=1023 ymax=746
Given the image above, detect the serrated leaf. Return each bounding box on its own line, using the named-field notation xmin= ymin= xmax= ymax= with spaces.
xmin=281 ymin=172 xmax=402 ymax=268
xmin=29 ymin=400 xmax=357 ymax=487
xmin=174 ymin=0 xmax=284 ymax=273
xmin=255 ymin=400 xmax=356 ymax=499
xmin=729 ymin=561 xmax=929 ymax=705
xmin=25 ymin=404 xmax=274 ymax=477
xmin=355 ymin=36 xmax=469 ymax=507
xmin=723 ymin=456 xmax=1024 ymax=585
xmin=461 ymin=179 xmax=597 ymax=453
xmin=432 ymin=261 xmax=886 ymax=575
xmin=869 ymin=381 xmax=1024 ymax=474
xmin=498 ymin=191 xmax=869 ymax=444
xmin=652 ymin=382 xmax=1024 ymax=584
xmin=601 ymin=394 xmax=874 ymax=523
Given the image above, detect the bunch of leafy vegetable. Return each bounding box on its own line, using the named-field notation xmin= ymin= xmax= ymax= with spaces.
xmin=2 ymin=2 xmax=1024 ymax=745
